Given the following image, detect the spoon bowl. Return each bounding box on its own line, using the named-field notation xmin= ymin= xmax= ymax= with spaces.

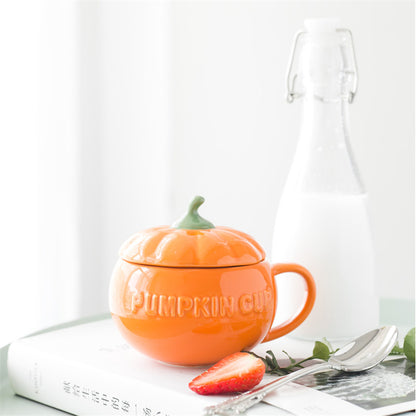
xmin=329 ymin=325 xmax=398 ymax=372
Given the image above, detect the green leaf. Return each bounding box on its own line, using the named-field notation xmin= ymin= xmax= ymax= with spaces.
xmin=265 ymin=350 xmax=280 ymax=371
xmin=321 ymin=337 xmax=340 ymax=355
xmin=265 ymin=356 xmax=273 ymax=368
xmin=282 ymin=350 xmax=296 ymax=364
xmin=403 ymin=328 xmax=415 ymax=363
xmin=313 ymin=341 xmax=331 ymax=361
xmin=390 ymin=343 xmax=404 ymax=355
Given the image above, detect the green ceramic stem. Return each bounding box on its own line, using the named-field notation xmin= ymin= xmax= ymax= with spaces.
xmin=174 ymin=196 xmax=215 ymax=230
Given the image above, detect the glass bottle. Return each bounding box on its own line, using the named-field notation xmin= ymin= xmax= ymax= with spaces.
xmin=272 ymin=19 xmax=378 ymax=340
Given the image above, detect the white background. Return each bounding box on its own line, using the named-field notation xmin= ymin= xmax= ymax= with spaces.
xmin=0 ymin=0 xmax=414 ymax=344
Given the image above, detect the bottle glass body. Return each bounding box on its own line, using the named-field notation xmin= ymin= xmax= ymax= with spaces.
xmin=272 ymin=30 xmax=378 ymax=340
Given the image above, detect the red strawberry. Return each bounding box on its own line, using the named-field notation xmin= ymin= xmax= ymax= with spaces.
xmin=189 ymin=352 xmax=265 ymax=395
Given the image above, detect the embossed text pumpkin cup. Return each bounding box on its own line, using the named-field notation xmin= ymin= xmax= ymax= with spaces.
xmin=109 ymin=196 xmax=316 ymax=365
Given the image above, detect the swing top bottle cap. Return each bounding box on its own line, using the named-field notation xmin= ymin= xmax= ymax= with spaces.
xmin=304 ymin=18 xmax=340 ymax=33
xmin=286 ymin=19 xmax=358 ymax=103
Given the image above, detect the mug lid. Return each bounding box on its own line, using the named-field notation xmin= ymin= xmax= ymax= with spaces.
xmin=119 ymin=225 xmax=265 ymax=268
xmin=119 ymin=196 xmax=265 ymax=268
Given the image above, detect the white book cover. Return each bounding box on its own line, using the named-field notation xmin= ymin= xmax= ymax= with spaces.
xmin=7 ymin=318 xmax=415 ymax=416
xmin=7 ymin=318 xmax=281 ymax=416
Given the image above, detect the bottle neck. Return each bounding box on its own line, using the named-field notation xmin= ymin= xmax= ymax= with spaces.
xmin=299 ymin=94 xmax=350 ymax=148
xmin=286 ymin=93 xmax=365 ymax=195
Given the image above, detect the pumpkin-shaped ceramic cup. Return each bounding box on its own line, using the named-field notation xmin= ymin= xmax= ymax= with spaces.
xmin=109 ymin=196 xmax=316 ymax=366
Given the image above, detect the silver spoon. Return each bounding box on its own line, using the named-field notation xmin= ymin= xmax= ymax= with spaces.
xmin=203 ymin=326 xmax=398 ymax=416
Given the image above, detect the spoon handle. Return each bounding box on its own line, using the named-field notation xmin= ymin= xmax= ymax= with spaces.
xmin=203 ymin=361 xmax=331 ymax=416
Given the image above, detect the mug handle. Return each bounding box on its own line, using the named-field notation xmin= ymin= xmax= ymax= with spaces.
xmin=262 ymin=263 xmax=316 ymax=342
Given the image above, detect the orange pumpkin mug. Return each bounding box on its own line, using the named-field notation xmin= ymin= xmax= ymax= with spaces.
xmin=109 ymin=196 xmax=316 ymax=366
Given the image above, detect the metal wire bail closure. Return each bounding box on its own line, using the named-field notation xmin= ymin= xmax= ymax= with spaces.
xmin=285 ymin=28 xmax=359 ymax=104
